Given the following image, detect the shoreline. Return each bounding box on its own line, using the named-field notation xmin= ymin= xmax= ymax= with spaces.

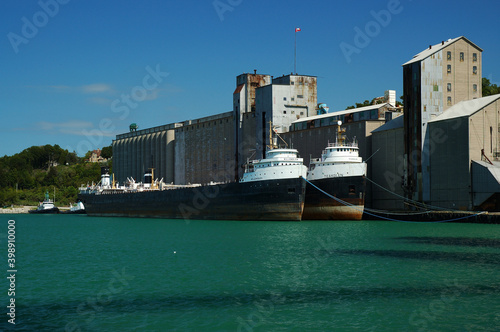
xmin=0 ymin=206 xmax=71 ymax=214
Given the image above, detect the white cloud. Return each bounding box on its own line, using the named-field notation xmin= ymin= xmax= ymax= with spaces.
xmin=81 ymin=83 xmax=113 ymax=94
xmin=37 ymin=120 xmax=98 ymax=136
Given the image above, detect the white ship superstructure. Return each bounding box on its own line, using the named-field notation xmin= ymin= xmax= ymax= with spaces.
xmin=308 ymin=142 xmax=366 ymax=181
xmin=241 ymin=148 xmax=308 ymax=182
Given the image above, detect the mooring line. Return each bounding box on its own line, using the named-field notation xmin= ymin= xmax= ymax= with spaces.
xmin=304 ymin=178 xmax=486 ymax=223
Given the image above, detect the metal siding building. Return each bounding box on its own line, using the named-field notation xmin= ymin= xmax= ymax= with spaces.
xmin=402 ymin=36 xmax=483 ymax=203
xmin=428 ymin=94 xmax=500 ymax=210
xmin=371 ymin=115 xmax=406 ymax=210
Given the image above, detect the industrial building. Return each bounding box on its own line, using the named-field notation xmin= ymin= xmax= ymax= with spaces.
xmin=428 ymin=94 xmax=500 ymax=210
xmin=112 ymin=35 xmax=500 ymax=214
xmin=402 ymin=36 xmax=483 ymax=203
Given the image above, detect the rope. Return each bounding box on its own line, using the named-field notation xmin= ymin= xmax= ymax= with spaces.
xmin=305 ymin=178 xmax=486 ymax=223
xmin=364 ymin=176 xmax=472 ymax=213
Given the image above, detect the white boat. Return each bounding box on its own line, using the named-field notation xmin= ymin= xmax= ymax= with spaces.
xmin=29 ymin=190 xmax=59 ymax=214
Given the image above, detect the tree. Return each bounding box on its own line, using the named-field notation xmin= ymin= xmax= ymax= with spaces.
xmin=483 ymin=77 xmax=500 ymax=97
xmin=101 ymin=145 xmax=113 ymax=159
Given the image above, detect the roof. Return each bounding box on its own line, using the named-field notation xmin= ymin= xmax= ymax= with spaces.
xmin=371 ymin=114 xmax=404 ymax=134
xmin=291 ymin=103 xmax=390 ymax=124
xmin=402 ymin=36 xmax=483 ymax=66
xmin=429 ymin=94 xmax=500 ymax=123
xmin=233 ymin=84 xmax=244 ymax=95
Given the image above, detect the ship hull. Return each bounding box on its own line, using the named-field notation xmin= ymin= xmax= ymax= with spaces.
xmin=303 ymin=176 xmax=365 ymax=220
xmin=28 ymin=207 xmax=60 ymax=214
xmin=79 ymin=177 xmax=307 ymax=221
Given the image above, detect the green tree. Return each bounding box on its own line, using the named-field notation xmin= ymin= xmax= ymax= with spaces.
xmin=483 ymin=77 xmax=500 ymax=97
xmin=101 ymin=145 xmax=113 ymax=159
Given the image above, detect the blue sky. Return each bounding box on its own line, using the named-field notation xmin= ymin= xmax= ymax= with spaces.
xmin=1 ymin=0 xmax=499 ymax=157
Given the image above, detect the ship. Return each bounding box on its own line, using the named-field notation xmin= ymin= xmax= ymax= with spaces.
xmin=29 ymin=190 xmax=60 ymax=214
xmin=79 ymin=131 xmax=308 ymax=221
xmin=302 ymin=120 xmax=367 ymax=220
xmin=61 ymin=201 xmax=86 ymax=214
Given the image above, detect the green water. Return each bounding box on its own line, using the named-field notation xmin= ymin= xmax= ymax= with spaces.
xmin=1 ymin=214 xmax=499 ymax=331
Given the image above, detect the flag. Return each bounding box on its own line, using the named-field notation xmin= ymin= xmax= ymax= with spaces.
xmin=295 ymin=27 xmax=301 ymax=32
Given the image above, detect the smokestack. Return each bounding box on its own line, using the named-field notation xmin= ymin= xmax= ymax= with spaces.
xmin=254 ymin=69 xmax=257 ymax=75
xmin=442 ymin=41 xmax=444 ymax=45
xmin=429 ymin=45 xmax=432 ymax=49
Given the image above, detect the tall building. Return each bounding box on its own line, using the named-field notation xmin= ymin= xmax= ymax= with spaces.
xmin=233 ymin=72 xmax=272 ymax=179
xmin=402 ymin=36 xmax=483 ymax=202
xmin=255 ymin=74 xmax=317 ymax=158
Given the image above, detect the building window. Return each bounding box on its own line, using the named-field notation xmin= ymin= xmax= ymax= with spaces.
xmin=447 ymin=83 xmax=452 ymax=92
xmin=473 ymin=84 xmax=478 ymax=92
xmin=447 ymin=51 xmax=451 ymax=60
xmin=473 ymin=53 xmax=477 ymax=62
xmin=473 ymin=66 xmax=477 ymax=75
xmin=460 ymin=52 xmax=464 ymax=62
xmin=447 ymin=65 xmax=451 ymax=74
xmin=447 ymin=97 xmax=452 ymax=106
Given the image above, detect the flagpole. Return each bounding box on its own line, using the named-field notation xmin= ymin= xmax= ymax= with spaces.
xmin=294 ymin=27 xmax=297 ymax=74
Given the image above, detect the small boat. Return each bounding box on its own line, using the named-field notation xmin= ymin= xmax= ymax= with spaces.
xmin=61 ymin=201 xmax=86 ymax=214
xmin=29 ymin=190 xmax=60 ymax=214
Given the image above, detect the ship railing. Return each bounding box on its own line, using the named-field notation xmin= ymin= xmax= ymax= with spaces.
xmin=327 ymin=142 xmax=358 ymax=148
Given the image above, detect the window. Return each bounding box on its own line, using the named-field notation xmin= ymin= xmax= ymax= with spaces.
xmin=447 ymin=65 xmax=451 ymax=74
xmin=447 ymin=97 xmax=452 ymax=106
xmin=283 ymin=110 xmax=287 ymax=114
xmin=447 ymin=83 xmax=452 ymax=92
xmin=473 ymin=53 xmax=477 ymax=62
xmin=447 ymin=51 xmax=451 ymax=60
xmin=473 ymin=84 xmax=478 ymax=92
xmin=283 ymin=97 xmax=287 ymax=101
xmin=297 ymin=95 xmax=304 ymax=99
xmin=460 ymin=52 xmax=464 ymax=62
xmin=433 ymin=85 xmax=439 ymax=92
xmin=473 ymin=66 xmax=477 ymax=75
xmin=291 ymin=97 xmax=295 ymax=101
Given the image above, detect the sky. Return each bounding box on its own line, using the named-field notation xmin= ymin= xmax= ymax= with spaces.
xmin=1 ymin=0 xmax=499 ymax=157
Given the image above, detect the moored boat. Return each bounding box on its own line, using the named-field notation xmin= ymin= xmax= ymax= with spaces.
xmin=79 ymin=130 xmax=308 ymax=221
xmin=29 ymin=190 xmax=60 ymax=214
xmin=61 ymin=201 xmax=86 ymax=214
xmin=303 ymin=121 xmax=367 ymax=220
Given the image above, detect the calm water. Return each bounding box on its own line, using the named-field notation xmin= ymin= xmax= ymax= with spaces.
xmin=1 ymin=214 xmax=499 ymax=331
